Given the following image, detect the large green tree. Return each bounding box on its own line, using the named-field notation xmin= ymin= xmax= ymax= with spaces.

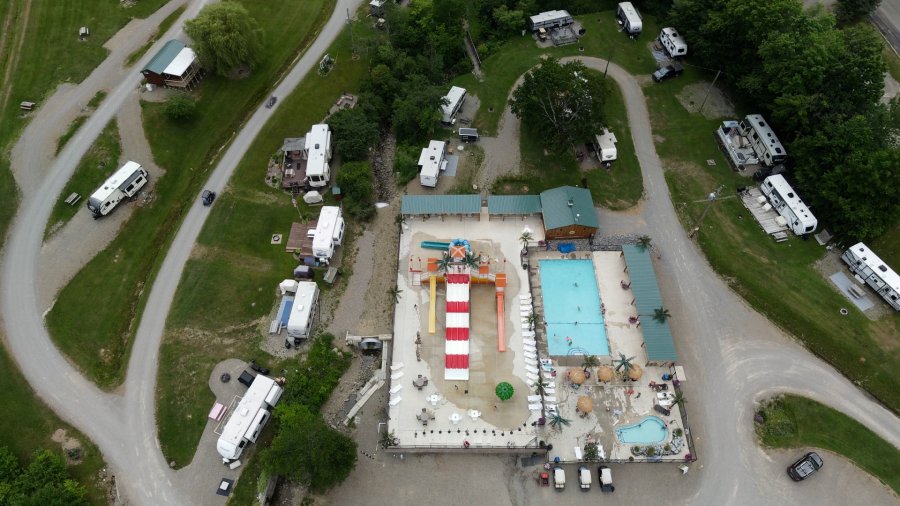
xmin=185 ymin=1 xmax=264 ymax=76
xmin=392 ymin=76 xmax=446 ymax=142
xmin=327 ymin=108 xmax=380 ymax=161
xmin=263 ymin=403 xmax=357 ymax=492
xmin=836 ymin=0 xmax=882 ymax=25
xmin=0 ymin=448 xmax=88 ymax=505
xmin=509 ymin=57 xmax=608 ymax=146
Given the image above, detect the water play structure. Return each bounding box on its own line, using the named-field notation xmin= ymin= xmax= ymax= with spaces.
xmin=412 ymin=238 xmax=507 ymax=381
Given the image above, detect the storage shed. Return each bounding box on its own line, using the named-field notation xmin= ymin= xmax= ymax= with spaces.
xmin=539 ymin=186 xmax=598 ymax=239
xmin=141 ymin=40 xmax=202 ymax=89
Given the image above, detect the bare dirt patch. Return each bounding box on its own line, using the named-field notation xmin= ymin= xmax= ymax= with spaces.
xmin=675 ymin=81 xmax=736 ymax=120
xmin=51 ymin=428 xmax=84 ymax=464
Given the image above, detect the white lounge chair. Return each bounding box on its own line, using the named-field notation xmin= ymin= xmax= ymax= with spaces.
xmin=391 ymin=371 xmax=404 ymax=380
xmin=522 ymin=331 xmax=536 ymax=337
xmin=526 ymin=372 xmax=540 ymax=381
xmin=526 ymin=365 xmax=539 ymax=374
xmin=523 ymin=339 xmax=537 ymax=346
xmin=389 ymin=396 xmax=402 ymax=406
xmin=543 ymin=396 xmax=558 ymax=403
xmin=527 ymin=395 xmax=542 ymax=402
xmin=390 ymin=384 xmax=402 ymax=394
xmin=526 ymin=378 xmax=535 ymax=387
xmin=390 ymin=362 xmax=404 ymax=371
xmin=523 ymin=345 xmax=537 ymax=353
xmin=528 ymin=403 xmax=543 ymax=411
xmin=519 ymin=294 xmax=532 ymax=300
xmin=523 ymin=351 xmax=537 ymax=359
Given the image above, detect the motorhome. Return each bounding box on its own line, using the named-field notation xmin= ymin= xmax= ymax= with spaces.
xmin=305 ymin=123 xmax=333 ymax=188
xmin=418 ymin=140 xmax=447 ymax=187
xmin=841 ymin=243 xmax=900 ymax=311
xmin=527 ymin=10 xmax=574 ymax=31
xmin=740 ymin=114 xmax=786 ymax=167
xmin=760 ymin=175 xmax=816 ymax=235
xmin=287 ymin=281 xmax=319 ymax=340
xmin=216 ymin=375 xmax=283 ymax=461
xmin=86 ymin=161 xmax=148 ymax=217
xmin=592 ymin=129 xmax=618 ymax=165
xmin=659 ymin=27 xmax=687 ymax=57
xmin=312 ymin=206 xmax=345 ymax=264
xmin=616 ymin=2 xmax=642 ymax=35
xmin=440 ymin=86 xmax=467 ymax=125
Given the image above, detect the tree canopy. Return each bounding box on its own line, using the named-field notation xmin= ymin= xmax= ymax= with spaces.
xmin=263 ymin=403 xmax=357 ymax=493
xmin=836 ymin=0 xmax=883 ymax=25
xmin=163 ymin=94 xmax=197 ymax=121
xmin=509 ymin=58 xmax=609 ymax=147
xmin=326 ymin=108 xmax=380 ymax=161
xmin=0 ymin=447 xmax=88 ymax=505
xmin=185 ymin=1 xmax=264 ymax=76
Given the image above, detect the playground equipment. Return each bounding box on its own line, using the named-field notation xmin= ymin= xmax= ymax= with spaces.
xmin=414 ymin=238 xmax=508 ymax=381
xmin=421 ymin=241 xmax=450 ymax=250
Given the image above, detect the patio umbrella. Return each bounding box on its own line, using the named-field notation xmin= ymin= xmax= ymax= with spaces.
xmin=569 ymin=368 xmax=586 ymax=385
xmin=627 ymin=364 xmax=643 ymax=381
xmin=597 ymin=366 xmax=614 ymax=382
xmin=576 ymin=396 xmax=593 ymax=414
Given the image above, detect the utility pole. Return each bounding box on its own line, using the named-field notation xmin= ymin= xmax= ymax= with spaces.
xmin=698 ymin=69 xmax=721 ymax=115
xmin=604 ymin=45 xmax=616 ymax=78
xmin=347 ymin=8 xmax=356 ymax=58
xmin=688 ymin=185 xmax=725 ymax=238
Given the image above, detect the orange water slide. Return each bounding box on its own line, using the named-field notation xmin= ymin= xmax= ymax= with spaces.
xmin=495 ymin=274 xmax=507 ymax=352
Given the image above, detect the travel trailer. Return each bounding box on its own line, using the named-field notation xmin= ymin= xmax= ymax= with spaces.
xmin=312 ymin=206 xmax=345 ymax=264
xmin=287 ymin=281 xmax=319 ymax=339
xmin=841 ymin=243 xmax=900 ymax=311
xmin=418 ymin=140 xmax=447 ymax=187
xmin=86 ymin=161 xmax=148 ymax=217
xmin=659 ymin=27 xmax=687 ymax=57
xmin=305 ymin=123 xmax=333 ymax=188
xmin=440 ymin=86 xmax=467 ymax=125
xmin=216 ymin=375 xmax=283 ymax=461
xmin=740 ymin=114 xmax=786 ymax=167
xmin=527 ymin=10 xmax=574 ymax=31
xmin=592 ymin=129 xmax=618 ymax=165
xmin=616 ymin=2 xmax=642 ymax=35
xmin=760 ymin=175 xmax=817 ymax=235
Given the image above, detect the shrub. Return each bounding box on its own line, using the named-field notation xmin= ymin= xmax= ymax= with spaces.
xmin=336 ymin=161 xmax=375 ymax=221
xmin=163 ymin=94 xmax=196 ymax=121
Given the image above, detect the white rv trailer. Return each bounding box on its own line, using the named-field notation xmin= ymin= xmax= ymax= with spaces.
xmin=312 ymin=206 xmax=345 ymax=264
xmin=841 ymin=242 xmax=900 ymax=311
xmin=527 ymin=10 xmax=574 ymax=31
xmin=305 ymin=123 xmax=333 ymax=187
xmin=440 ymin=86 xmax=467 ymax=125
xmin=760 ymin=175 xmax=817 ymax=235
xmin=592 ymin=129 xmax=618 ymax=164
xmin=616 ymin=2 xmax=642 ymax=35
xmin=287 ymin=281 xmax=319 ymax=339
xmin=418 ymin=140 xmax=447 ymax=187
xmin=216 ymin=375 xmax=283 ymax=461
xmin=659 ymin=27 xmax=687 ymax=57
xmin=86 ymin=161 xmax=148 ymax=217
xmin=740 ymin=114 xmax=786 ymax=167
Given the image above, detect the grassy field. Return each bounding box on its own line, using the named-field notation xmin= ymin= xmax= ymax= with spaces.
xmin=497 ymin=69 xmax=643 ymax=209
xmin=641 ymin=66 xmax=900 ymax=413
xmin=46 ymin=120 xmax=122 ymax=237
xmin=45 ymin=0 xmax=334 ymax=389
xmin=870 ymin=223 xmax=900 ymax=267
xmin=756 ymin=395 xmax=900 ymax=493
xmin=456 ymin=10 xmax=661 ymax=136
xmin=55 ymin=115 xmax=87 ymax=154
xmin=126 ymin=5 xmax=186 ymax=66
xmin=157 ymin=19 xmax=371 ymax=467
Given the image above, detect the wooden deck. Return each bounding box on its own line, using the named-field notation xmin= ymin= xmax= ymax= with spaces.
xmin=740 ymin=187 xmax=789 ymax=241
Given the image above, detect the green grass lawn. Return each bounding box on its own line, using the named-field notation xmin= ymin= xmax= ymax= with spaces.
xmin=756 ymin=395 xmax=900 ymax=493
xmin=870 ymin=222 xmax=900 ymax=268
xmin=126 ymin=5 xmax=186 ymax=66
xmin=496 ymin=69 xmax=643 ymax=209
xmin=45 ymin=0 xmax=334 ymax=389
xmin=643 ymin=67 xmax=900 ymax=413
xmin=55 ymin=115 xmax=88 ymax=154
xmin=456 ymin=10 xmax=661 ymax=136
xmin=45 ymin=119 xmax=122 ymax=237
xmin=0 ymin=345 xmax=108 ymax=504
xmin=156 ymin=10 xmax=371 ymax=468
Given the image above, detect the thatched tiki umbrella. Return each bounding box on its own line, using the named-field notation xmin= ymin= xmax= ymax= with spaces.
xmin=627 ymin=363 xmax=643 ymax=381
xmin=597 ymin=366 xmax=614 ymax=382
xmin=569 ymin=368 xmax=586 ymax=385
xmin=576 ymin=396 xmax=593 ymax=414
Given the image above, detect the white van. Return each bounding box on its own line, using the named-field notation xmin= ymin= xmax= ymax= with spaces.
xmin=659 ymin=27 xmax=687 ymax=57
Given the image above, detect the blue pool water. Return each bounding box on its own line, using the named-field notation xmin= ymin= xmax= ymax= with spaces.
xmin=615 ymin=416 xmax=668 ymax=444
xmin=538 ymin=259 xmax=609 ymax=356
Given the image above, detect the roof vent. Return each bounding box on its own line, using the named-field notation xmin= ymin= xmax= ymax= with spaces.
xmin=315 ymin=143 xmax=320 ymax=149
xmin=430 ymin=156 xmax=435 ymax=160
xmin=567 ymin=199 xmax=574 ymax=207
xmin=879 ymin=265 xmax=887 ymax=272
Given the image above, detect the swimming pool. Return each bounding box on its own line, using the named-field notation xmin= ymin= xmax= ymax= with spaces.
xmin=615 ymin=416 xmax=668 ymax=445
xmin=538 ymin=259 xmax=608 ymax=356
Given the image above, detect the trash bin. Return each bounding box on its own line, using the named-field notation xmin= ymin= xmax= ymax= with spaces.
xmin=332 ymin=185 xmax=343 ymax=201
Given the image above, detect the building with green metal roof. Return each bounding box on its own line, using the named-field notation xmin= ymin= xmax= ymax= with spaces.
xmin=539 ymin=186 xmax=598 ymax=239
xmin=486 ymin=195 xmax=542 ymax=217
xmin=400 ymin=195 xmax=482 ymax=217
xmin=141 ymin=40 xmax=202 ymax=89
xmin=622 ymin=245 xmax=678 ymax=364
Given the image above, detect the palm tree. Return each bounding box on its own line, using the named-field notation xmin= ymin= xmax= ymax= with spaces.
xmin=581 ymin=355 xmax=599 ymax=373
xmin=520 ymin=230 xmax=534 ymax=251
xmin=637 ymin=235 xmax=652 ymax=251
xmin=671 ymin=391 xmax=687 ymax=409
xmin=463 ymin=251 xmax=481 ymax=270
xmin=525 ymin=313 xmax=537 ymax=331
xmin=436 ymin=252 xmax=452 ymax=273
xmin=548 ymin=412 xmax=571 ymax=431
xmin=652 ymin=306 xmax=671 ymax=323
xmin=614 ymin=353 xmax=636 ymax=376
xmin=387 ymin=286 xmax=403 ymax=303
xmin=533 ymin=381 xmax=549 ymax=397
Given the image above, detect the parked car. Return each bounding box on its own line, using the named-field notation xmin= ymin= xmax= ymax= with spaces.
xmin=201 ymin=189 xmax=216 ymax=206
xmin=578 ymin=466 xmax=591 ymax=489
xmin=553 ymin=467 xmax=565 ymax=489
xmin=598 ymin=465 xmax=614 ymax=492
xmin=787 ymin=452 xmax=823 ymax=481
xmin=652 ymin=62 xmax=684 ymax=82
xmin=266 ymin=96 xmax=278 ymax=108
